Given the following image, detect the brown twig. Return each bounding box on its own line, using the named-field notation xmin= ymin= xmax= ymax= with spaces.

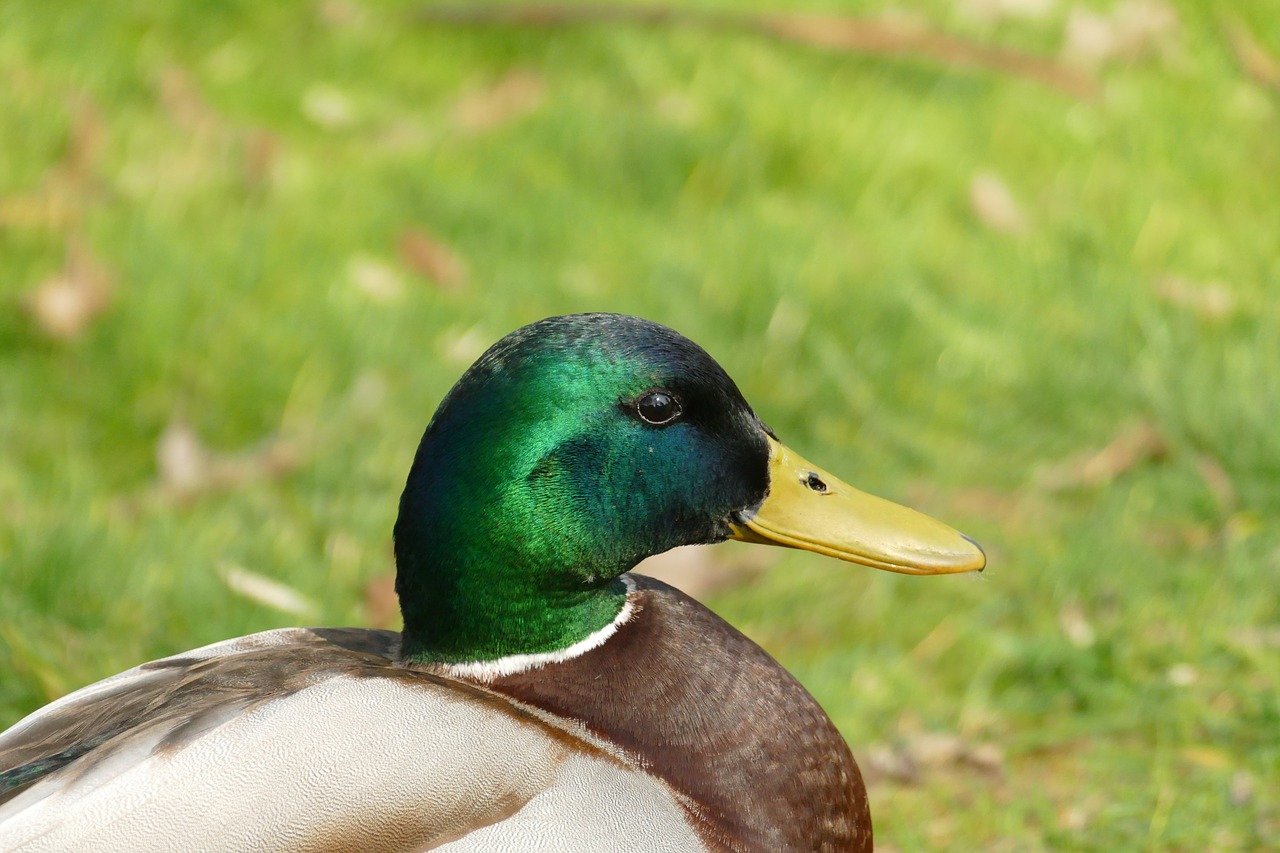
xmin=416 ymin=3 xmax=1099 ymax=99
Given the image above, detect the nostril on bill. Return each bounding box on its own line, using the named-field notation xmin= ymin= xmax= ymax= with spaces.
xmin=804 ymin=472 xmax=828 ymax=493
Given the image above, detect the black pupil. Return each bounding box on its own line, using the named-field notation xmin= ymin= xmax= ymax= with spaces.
xmin=638 ymin=392 xmax=676 ymax=424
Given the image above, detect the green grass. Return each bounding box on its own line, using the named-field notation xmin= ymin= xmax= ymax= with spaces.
xmin=1 ymin=1 xmax=1276 ymax=849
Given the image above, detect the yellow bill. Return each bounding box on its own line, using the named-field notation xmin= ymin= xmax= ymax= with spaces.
xmin=729 ymin=436 xmax=986 ymax=575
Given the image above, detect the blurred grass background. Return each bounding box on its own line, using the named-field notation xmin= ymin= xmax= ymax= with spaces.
xmin=1 ymin=0 xmax=1277 ymax=849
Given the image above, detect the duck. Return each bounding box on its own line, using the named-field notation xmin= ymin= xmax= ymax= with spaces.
xmin=0 ymin=313 xmax=985 ymax=852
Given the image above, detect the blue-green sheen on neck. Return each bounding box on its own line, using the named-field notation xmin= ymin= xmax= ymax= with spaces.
xmin=393 ymin=315 xmax=768 ymax=665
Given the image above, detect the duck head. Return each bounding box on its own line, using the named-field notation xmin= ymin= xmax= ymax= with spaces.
xmin=394 ymin=314 xmax=984 ymax=665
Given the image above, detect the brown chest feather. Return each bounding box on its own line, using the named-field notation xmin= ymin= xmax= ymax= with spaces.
xmin=482 ymin=574 xmax=871 ymax=853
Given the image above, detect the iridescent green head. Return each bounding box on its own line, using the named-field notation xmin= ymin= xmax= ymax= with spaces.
xmin=394 ymin=314 xmax=986 ymax=665
xmin=394 ymin=314 xmax=769 ymax=663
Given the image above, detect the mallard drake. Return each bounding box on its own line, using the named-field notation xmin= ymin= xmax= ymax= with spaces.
xmin=0 ymin=313 xmax=984 ymax=852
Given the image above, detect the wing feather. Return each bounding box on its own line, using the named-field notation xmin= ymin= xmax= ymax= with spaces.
xmin=0 ymin=629 xmax=704 ymax=852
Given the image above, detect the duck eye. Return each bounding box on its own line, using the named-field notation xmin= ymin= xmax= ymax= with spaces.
xmin=636 ymin=391 xmax=681 ymax=426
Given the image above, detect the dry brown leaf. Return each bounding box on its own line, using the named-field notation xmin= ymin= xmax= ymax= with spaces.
xmin=1225 ymin=625 xmax=1280 ymax=651
xmin=301 ymin=84 xmax=355 ymax=130
xmin=218 ymin=563 xmax=318 ymax=618
xmin=348 ymin=254 xmax=406 ymax=303
xmin=346 ymin=371 xmax=390 ymax=414
xmin=1209 ymin=691 xmax=1238 ymax=716
xmin=155 ymin=416 xmax=301 ymax=503
xmin=1063 ymin=7 xmax=1118 ymax=70
xmin=1058 ymin=793 xmax=1105 ymax=831
xmin=158 ymin=66 xmax=221 ymax=133
xmin=22 ymin=237 xmax=113 ymax=340
xmin=1195 ymin=455 xmax=1237 ymax=513
xmin=862 ymin=743 xmax=920 ymax=784
xmin=398 ymin=228 xmax=468 ymax=290
xmin=0 ymin=193 xmax=79 ymax=230
xmin=1059 ymin=602 xmax=1096 ymax=648
xmin=156 ymin=418 xmax=211 ymax=500
xmin=906 ymin=732 xmax=965 ymax=769
xmin=1230 ymin=770 xmax=1255 ymax=807
xmin=64 ymin=96 xmax=105 ymax=182
xmin=1155 ymin=276 xmax=1235 ymax=321
xmin=970 ymin=172 xmax=1029 ymax=235
xmin=318 ymin=0 xmax=367 ymax=28
xmin=1142 ymin=521 xmax=1214 ymax=553
xmin=761 ymin=12 xmax=1096 ymax=97
xmin=1036 ymin=421 xmax=1167 ymax=490
xmin=363 ymin=573 xmax=399 ymax=628
xmin=1166 ymin=662 xmax=1198 ymax=686
xmin=1111 ymin=0 xmax=1180 ymax=58
xmin=375 ymin=118 xmax=434 ymax=152
xmin=861 ymin=733 xmax=1002 ymax=785
xmin=1226 ymin=19 xmax=1280 ymax=90
xmin=242 ymin=129 xmax=279 ymax=191
xmin=453 ymin=69 xmax=545 ymax=132
xmin=421 ymin=4 xmax=1097 ymax=99
xmin=1063 ymin=0 xmax=1179 ymax=70
xmin=963 ymin=742 xmax=1005 ymax=774
xmin=634 ymin=544 xmax=774 ymax=601
xmin=1 ymin=97 xmax=105 ymax=231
